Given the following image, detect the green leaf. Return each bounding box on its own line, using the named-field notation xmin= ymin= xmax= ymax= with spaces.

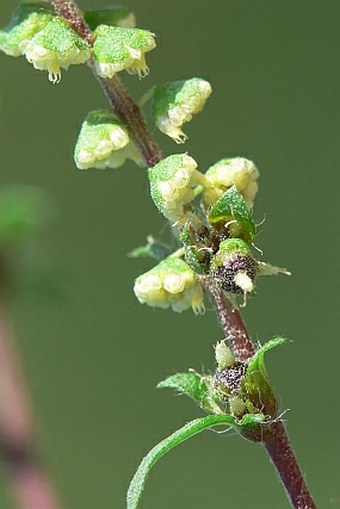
xmin=126 ymin=414 xmax=237 ymax=509
xmin=246 ymin=337 xmax=288 ymax=379
xmin=243 ymin=337 xmax=288 ymax=408
xmin=157 ymin=372 xmax=220 ymax=413
xmin=208 ymin=185 xmax=256 ymax=244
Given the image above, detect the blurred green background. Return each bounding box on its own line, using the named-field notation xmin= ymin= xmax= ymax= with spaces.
xmin=0 ymin=1 xmax=339 ymax=508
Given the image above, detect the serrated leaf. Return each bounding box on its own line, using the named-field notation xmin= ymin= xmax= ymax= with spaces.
xmin=157 ymin=372 xmax=220 ymax=413
xmin=208 ymin=185 xmax=255 ymax=244
xmin=126 ymin=414 xmax=237 ymax=509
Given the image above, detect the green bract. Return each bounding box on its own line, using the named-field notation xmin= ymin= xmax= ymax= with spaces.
xmin=74 ymin=110 xmax=142 ymax=170
xmin=85 ymin=6 xmax=136 ymax=30
xmin=24 ymin=16 xmax=91 ymax=83
xmin=152 ymin=78 xmax=212 ymax=143
xmin=148 ymin=154 xmax=207 ymax=222
xmin=204 ymin=157 xmax=259 ymax=208
xmin=93 ymin=25 xmax=156 ymax=79
xmin=157 ymin=371 xmax=221 ymax=414
xmin=127 ymin=413 xmax=265 ymax=509
xmin=0 ymin=2 xmax=54 ymax=57
xmin=208 ymin=185 xmax=256 ymax=244
xmin=133 ymin=256 xmax=205 ymax=314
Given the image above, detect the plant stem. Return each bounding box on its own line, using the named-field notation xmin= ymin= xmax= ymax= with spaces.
xmin=201 ymin=278 xmax=255 ymax=362
xmin=264 ymin=422 xmax=316 ymax=509
xmin=0 ymin=301 xmax=62 ymax=509
xmin=48 ymin=0 xmax=162 ymax=168
xmin=46 ymin=2 xmax=316 ymax=508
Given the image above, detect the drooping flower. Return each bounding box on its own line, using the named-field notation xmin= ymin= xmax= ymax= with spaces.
xmin=134 ymin=257 xmax=205 ymax=314
xmin=0 ymin=2 xmax=54 ymax=57
xmin=152 ymin=78 xmax=212 ymax=143
xmin=74 ymin=110 xmax=142 ymax=170
xmin=92 ymin=25 xmax=156 ymax=79
xmin=204 ymin=157 xmax=259 ymax=208
xmin=148 ymin=154 xmax=207 ymax=222
xmin=24 ymin=17 xmax=91 ymax=83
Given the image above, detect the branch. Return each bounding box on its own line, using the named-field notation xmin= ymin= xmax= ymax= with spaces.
xmin=49 ymin=0 xmax=162 ymax=168
xmin=0 ymin=301 xmax=62 ymax=509
xmin=45 ymin=2 xmax=316 ymax=508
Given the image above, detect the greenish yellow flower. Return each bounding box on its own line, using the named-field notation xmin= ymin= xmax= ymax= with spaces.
xmin=74 ymin=110 xmax=142 ymax=170
xmin=148 ymin=154 xmax=207 ymax=222
xmin=93 ymin=25 xmax=156 ymax=79
xmin=24 ymin=17 xmax=91 ymax=83
xmin=0 ymin=2 xmax=54 ymax=57
xmin=134 ymin=257 xmax=205 ymax=314
xmin=204 ymin=157 xmax=259 ymax=208
xmin=152 ymin=78 xmax=212 ymax=143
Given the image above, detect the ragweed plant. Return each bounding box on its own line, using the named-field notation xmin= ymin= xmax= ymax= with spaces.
xmin=0 ymin=2 xmax=317 ymax=509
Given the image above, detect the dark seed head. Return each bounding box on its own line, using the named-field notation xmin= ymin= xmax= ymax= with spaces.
xmin=213 ymin=254 xmax=256 ymax=293
xmin=214 ymin=361 xmax=247 ymax=395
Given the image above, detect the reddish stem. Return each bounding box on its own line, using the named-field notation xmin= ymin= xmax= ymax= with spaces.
xmin=202 ymin=278 xmax=255 ymax=362
xmin=264 ymin=422 xmax=316 ymax=509
xmin=0 ymin=301 xmax=62 ymax=509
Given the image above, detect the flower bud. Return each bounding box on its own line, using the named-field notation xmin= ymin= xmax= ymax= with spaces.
xmin=210 ymin=238 xmax=257 ymax=295
xmin=85 ymin=7 xmax=136 ymax=30
xmin=148 ymin=154 xmax=207 ymax=222
xmin=0 ymin=2 xmax=54 ymax=57
xmin=24 ymin=17 xmax=91 ymax=83
xmin=204 ymin=157 xmax=259 ymax=208
xmin=74 ymin=110 xmax=142 ymax=170
xmin=93 ymin=25 xmax=156 ymax=79
xmin=214 ymin=341 xmax=235 ymax=369
xmin=134 ymin=257 xmax=205 ymax=314
xmin=152 ymin=78 xmax=212 ymax=143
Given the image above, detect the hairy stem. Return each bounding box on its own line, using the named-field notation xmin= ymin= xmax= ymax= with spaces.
xmin=0 ymin=301 xmax=62 ymax=509
xmin=264 ymin=422 xmax=316 ymax=509
xmin=49 ymin=0 xmax=162 ymax=168
xmin=201 ymin=277 xmax=255 ymax=362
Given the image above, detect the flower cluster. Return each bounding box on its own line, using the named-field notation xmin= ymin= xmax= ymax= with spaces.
xmin=134 ymin=257 xmax=205 ymax=314
xmin=74 ymin=110 xmax=141 ymax=170
xmin=148 ymin=154 xmax=207 ymax=222
xmin=0 ymin=2 xmax=156 ymax=83
xmin=204 ymin=157 xmax=259 ymax=208
xmin=152 ymin=78 xmax=212 ymax=143
xmin=92 ymin=25 xmax=156 ymax=79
